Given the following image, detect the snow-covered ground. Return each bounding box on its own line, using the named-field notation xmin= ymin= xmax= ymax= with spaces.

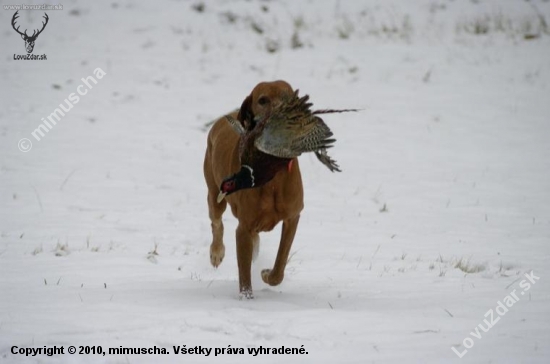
xmin=1 ymin=0 xmax=550 ymax=363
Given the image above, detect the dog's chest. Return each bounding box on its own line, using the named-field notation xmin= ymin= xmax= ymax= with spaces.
xmin=254 ymin=187 xmax=287 ymax=231
xmin=229 ymin=185 xmax=289 ymax=232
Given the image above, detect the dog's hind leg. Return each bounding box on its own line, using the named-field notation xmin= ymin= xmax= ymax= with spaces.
xmin=252 ymin=234 xmax=260 ymax=261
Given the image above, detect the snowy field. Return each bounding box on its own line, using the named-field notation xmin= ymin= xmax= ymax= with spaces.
xmin=1 ymin=0 xmax=550 ymax=363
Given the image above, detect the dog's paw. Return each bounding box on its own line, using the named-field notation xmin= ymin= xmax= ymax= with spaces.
xmin=239 ymin=288 xmax=254 ymax=300
xmin=261 ymin=269 xmax=271 ymax=284
xmin=261 ymin=269 xmax=283 ymax=286
xmin=210 ymin=243 xmax=225 ymax=268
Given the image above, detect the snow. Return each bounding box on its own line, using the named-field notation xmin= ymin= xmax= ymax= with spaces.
xmin=1 ymin=0 xmax=550 ymax=363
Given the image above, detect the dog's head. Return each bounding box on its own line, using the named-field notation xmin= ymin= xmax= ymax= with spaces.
xmin=237 ymin=80 xmax=294 ymax=131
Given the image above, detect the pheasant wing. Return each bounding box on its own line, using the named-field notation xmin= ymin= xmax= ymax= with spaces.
xmin=255 ymin=92 xmax=336 ymax=156
xmin=254 ymin=90 xmax=352 ymax=172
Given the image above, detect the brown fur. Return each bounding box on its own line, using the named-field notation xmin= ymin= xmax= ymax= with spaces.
xmin=203 ymin=81 xmax=304 ymax=298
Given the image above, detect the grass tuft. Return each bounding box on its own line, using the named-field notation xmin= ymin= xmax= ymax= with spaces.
xmin=454 ymin=257 xmax=486 ymax=274
xmin=147 ymin=241 xmax=159 ymax=263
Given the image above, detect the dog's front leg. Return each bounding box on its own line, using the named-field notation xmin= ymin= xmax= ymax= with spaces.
xmin=236 ymin=224 xmax=255 ymax=299
xmin=261 ymin=214 xmax=300 ymax=287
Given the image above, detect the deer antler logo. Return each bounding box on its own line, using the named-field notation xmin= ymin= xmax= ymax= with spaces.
xmin=11 ymin=11 xmax=49 ymax=54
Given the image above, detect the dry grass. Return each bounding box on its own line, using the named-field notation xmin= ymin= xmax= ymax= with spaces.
xmin=453 ymin=257 xmax=486 ymax=274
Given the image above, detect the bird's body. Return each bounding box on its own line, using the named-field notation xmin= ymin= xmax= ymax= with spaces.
xmin=219 ymin=90 xmax=355 ymax=201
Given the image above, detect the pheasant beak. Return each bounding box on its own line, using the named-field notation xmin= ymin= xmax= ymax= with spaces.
xmin=217 ymin=191 xmax=227 ymax=203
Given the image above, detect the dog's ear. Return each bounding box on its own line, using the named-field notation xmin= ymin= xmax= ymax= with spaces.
xmin=237 ymin=94 xmax=254 ymax=130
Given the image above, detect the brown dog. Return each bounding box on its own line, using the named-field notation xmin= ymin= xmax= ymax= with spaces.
xmin=203 ymin=80 xmax=304 ymax=299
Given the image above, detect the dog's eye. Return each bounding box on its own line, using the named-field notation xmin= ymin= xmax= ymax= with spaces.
xmin=258 ymin=96 xmax=269 ymax=106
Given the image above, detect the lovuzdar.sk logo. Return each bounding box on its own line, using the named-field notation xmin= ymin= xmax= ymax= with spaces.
xmin=11 ymin=10 xmax=48 ymax=60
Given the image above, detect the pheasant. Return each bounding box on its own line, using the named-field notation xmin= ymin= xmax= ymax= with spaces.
xmin=217 ymin=90 xmax=356 ymax=202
